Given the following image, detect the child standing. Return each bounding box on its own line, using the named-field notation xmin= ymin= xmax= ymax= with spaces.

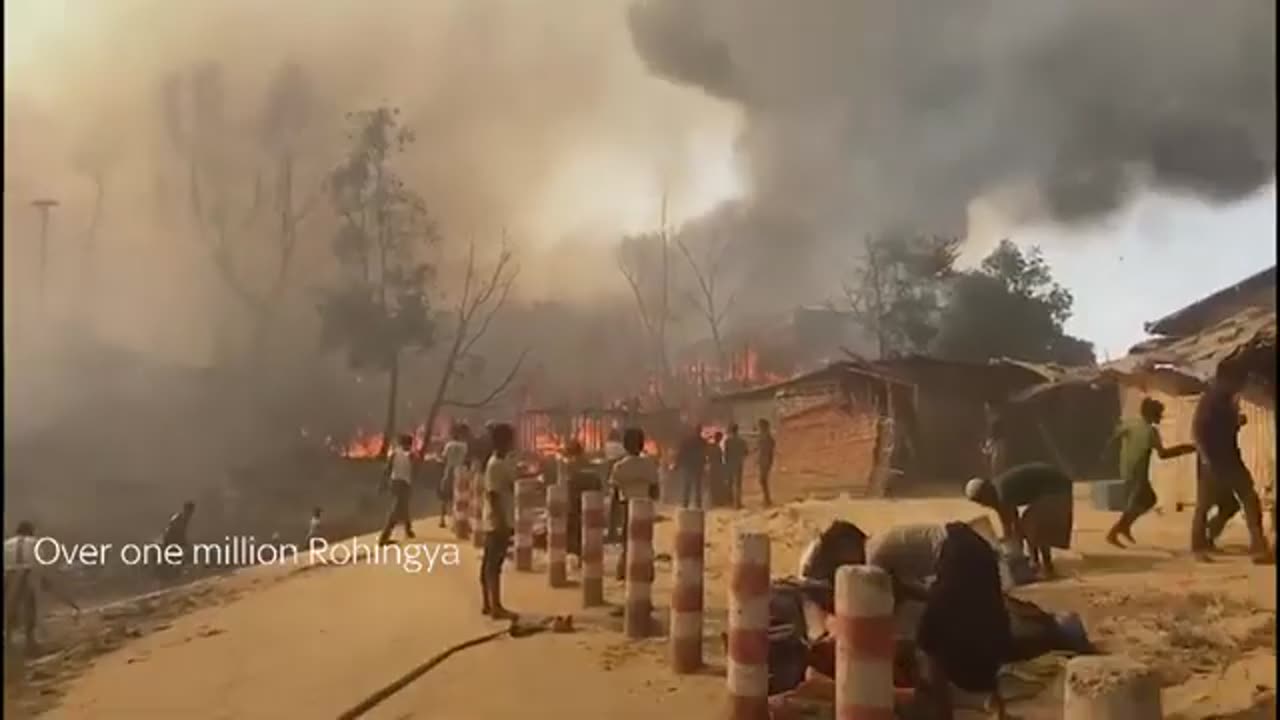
xmin=378 ymin=434 xmax=417 ymax=546
xmin=307 ymin=507 xmax=323 ymax=543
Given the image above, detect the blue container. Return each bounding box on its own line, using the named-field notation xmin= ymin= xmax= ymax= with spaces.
xmin=1091 ymin=479 xmax=1127 ymax=512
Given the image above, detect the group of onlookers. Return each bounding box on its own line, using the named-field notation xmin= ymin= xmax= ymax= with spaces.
xmin=671 ymin=419 xmax=775 ymax=510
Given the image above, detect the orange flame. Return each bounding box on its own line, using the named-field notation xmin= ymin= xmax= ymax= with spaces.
xmin=329 ymin=425 xmax=429 ymax=459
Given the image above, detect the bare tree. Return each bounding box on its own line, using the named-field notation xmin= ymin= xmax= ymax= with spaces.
xmin=675 ymin=224 xmax=736 ymax=374
xmin=616 ymin=192 xmax=674 ymax=400
xmin=159 ymin=62 xmax=322 ymax=364
xmin=422 ymin=237 xmax=528 ymax=440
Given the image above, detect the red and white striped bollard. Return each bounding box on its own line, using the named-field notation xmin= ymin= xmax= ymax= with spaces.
xmin=514 ymin=478 xmax=538 ymax=571
xmin=835 ymin=564 xmax=895 ymax=720
xmin=580 ymin=490 xmax=605 ymax=607
xmin=670 ymin=508 xmax=704 ymax=673
xmin=547 ymin=483 xmax=568 ymax=587
xmin=452 ymin=467 xmax=471 ymax=541
xmin=472 ymin=465 xmax=486 ymax=549
xmin=623 ymin=497 xmax=654 ymax=638
xmin=727 ymin=531 xmax=770 ymax=720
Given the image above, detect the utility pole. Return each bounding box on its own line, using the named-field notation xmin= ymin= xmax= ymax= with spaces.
xmin=32 ymin=198 xmax=60 ymax=316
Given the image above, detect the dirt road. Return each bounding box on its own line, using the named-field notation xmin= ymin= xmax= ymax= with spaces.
xmin=23 ymin=492 xmax=1280 ymax=719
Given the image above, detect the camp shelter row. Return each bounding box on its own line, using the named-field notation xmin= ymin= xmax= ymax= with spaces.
xmin=708 ymin=266 xmax=1276 ymax=507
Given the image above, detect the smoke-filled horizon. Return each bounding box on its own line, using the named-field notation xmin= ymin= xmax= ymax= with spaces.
xmin=4 ymin=0 xmax=1276 ymax=368
xmin=629 ymin=0 xmax=1276 ymax=227
xmin=4 ymin=0 xmax=741 ymax=368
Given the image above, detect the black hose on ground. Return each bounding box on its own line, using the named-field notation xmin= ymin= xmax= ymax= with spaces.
xmin=336 ymin=628 xmax=510 ymax=719
xmin=336 ymin=615 xmax=565 ymax=719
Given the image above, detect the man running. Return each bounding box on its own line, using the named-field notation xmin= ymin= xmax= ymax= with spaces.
xmin=1104 ymin=398 xmax=1196 ymax=547
xmin=1191 ymin=361 xmax=1273 ymax=563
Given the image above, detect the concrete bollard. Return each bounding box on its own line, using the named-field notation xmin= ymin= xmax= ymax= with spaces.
xmin=452 ymin=468 xmax=472 ymax=541
xmin=472 ymin=466 xmax=486 ymax=549
xmin=727 ymin=531 xmax=770 ymax=720
xmin=670 ymin=508 xmax=704 ymax=674
xmin=624 ymin=498 xmax=655 ymax=639
xmin=834 ymin=564 xmax=895 ymax=720
xmin=580 ymin=490 xmax=605 ymax=607
xmin=514 ymin=479 xmax=538 ymax=572
xmin=547 ymin=483 xmax=568 ymax=587
xmin=1064 ymin=655 xmax=1163 ymax=720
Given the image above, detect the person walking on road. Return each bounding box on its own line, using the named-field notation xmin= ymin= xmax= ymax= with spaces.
xmin=378 ymin=434 xmax=417 ymax=546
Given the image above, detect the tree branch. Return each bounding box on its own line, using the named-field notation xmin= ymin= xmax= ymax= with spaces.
xmin=442 ymin=348 xmax=529 ymax=409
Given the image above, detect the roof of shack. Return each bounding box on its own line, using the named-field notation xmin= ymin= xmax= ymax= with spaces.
xmin=1012 ymin=306 xmax=1277 ymax=403
xmin=710 ymin=354 xmax=1074 ymax=404
xmin=1144 ymin=265 xmax=1276 ymax=337
xmin=1112 ymin=305 xmax=1276 ymax=383
xmin=709 ymin=360 xmax=911 ymax=402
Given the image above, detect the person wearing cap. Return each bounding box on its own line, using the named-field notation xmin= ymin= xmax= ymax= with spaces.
xmin=965 ymin=462 xmax=1074 ymax=578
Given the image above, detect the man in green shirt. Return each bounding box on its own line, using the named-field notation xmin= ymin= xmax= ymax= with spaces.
xmin=1104 ymin=398 xmax=1195 ymax=547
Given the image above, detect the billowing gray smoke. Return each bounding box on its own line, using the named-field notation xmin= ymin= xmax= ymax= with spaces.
xmin=628 ymin=0 xmax=1276 ymax=232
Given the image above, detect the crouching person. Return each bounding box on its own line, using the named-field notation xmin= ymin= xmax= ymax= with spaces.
xmin=966 ymin=462 xmax=1075 ymax=578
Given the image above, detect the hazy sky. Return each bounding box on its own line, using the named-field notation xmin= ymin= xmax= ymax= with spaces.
xmin=1012 ymin=183 xmax=1276 ymax=359
xmin=5 ymin=0 xmax=1275 ymax=363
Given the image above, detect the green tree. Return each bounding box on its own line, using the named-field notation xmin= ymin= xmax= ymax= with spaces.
xmin=933 ymin=240 xmax=1095 ymax=365
xmin=317 ymin=107 xmax=437 ymax=456
xmin=843 ymin=232 xmax=959 ymax=358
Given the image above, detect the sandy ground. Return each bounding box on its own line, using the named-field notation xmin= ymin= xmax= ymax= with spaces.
xmin=8 ymin=489 xmax=1277 ymax=719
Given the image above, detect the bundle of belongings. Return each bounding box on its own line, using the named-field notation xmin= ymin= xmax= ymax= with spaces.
xmin=763 ymin=519 xmax=1095 ymax=717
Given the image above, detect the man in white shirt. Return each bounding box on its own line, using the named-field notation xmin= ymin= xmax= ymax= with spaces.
xmin=378 ymin=434 xmax=418 ymax=545
xmin=4 ymin=521 xmax=76 ymax=654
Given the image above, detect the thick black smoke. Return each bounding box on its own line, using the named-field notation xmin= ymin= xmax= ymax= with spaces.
xmin=628 ymin=0 xmax=1276 ymax=232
